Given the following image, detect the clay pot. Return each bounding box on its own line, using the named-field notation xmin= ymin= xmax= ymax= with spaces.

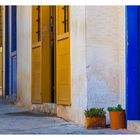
xmin=109 ymin=110 xmax=126 ymax=130
xmin=85 ymin=117 xmax=92 ymax=129
xmin=85 ymin=116 xmax=106 ymax=129
xmin=92 ymin=116 xmax=106 ymax=128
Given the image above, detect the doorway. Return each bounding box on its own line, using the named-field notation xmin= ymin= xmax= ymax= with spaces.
xmin=3 ymin=6 xmax=17 ymax=99
xmin=32 ymin=6 xmax=55 ymax=103
xmin=32 ymin=6 xmax=71 ymax=105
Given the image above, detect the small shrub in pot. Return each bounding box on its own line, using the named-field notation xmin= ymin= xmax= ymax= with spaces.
xmin=84 ymin=108 xmax=106 ymax=129
xmin=108 ymin=104 xmax=126 ymax=130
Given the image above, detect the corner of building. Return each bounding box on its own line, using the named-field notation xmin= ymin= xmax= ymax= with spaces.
xmin=16 ymin=6 xmax=32 ymax=109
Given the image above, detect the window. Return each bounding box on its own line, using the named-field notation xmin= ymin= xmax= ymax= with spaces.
xmin=63 ymin=6 xmax=69 ymax=33
xmin=36 ymin=6 xmax=41 ymax=41
xmin=32 ymin=6 xmax=41 ymax=43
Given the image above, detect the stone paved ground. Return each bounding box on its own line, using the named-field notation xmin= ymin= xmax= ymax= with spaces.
xmin=0 ymin=97 xmax=138 ymax=134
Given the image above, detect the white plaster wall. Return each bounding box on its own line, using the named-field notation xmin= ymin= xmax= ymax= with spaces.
xmin=57 ymin=6 xmax=88 ymax=126
xmin=17 ymin=6 xmax=32 ymax=108
xmin=85 ymin=6 xmax=126 ymax=123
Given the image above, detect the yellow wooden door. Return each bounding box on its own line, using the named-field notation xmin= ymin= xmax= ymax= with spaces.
xmin=56 ymin=6 xmax=71 ymax=105
xmin=32 ymin=6 xmax=52 ymax=103
xmin=41 ymin=6 xmax=52 ymax=102
xmin=32 ymin=6 xmax=42 ymax=103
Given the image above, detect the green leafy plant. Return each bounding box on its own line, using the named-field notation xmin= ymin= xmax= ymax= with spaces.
xmin=84 ymin=108 xmax=106 ymax=117
xmin=107 ymin=104 xmax=123 ymax=112
xmin=84 ymin=108 xmax=91 ymax=117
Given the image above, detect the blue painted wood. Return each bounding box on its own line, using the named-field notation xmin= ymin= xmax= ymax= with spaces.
xmin=126 ymin=6 xmax=139 ymax=120
xmin=138 ymin=7 xmax=140 ymax=119
xmin=11 ymin=6 xmax=16 ymax=52
xmin=11 ymin=57 xmax=17 ymax=98
xmin=11 ymin=6 xmax=17 ymax=98
xmin=5 ymin=6 xmax=10 ymax=96
xmin=5 ymin=6 xmax=17 ymax=98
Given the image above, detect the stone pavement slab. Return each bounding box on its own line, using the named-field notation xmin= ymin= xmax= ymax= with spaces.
xmin=0 ymin=97 xmax=138 ymax=134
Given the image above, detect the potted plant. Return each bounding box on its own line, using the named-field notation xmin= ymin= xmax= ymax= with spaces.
xmin=84 ymin=108 xmax=106 ymax=129
xmin=84 ymin=108 xmax=92 ymax=129
xmin=108 ymin=104 xmax=126 ymax=130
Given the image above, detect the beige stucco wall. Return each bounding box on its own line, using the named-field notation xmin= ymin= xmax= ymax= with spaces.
xmin=17 ymin=6 xmax=32 ymax=108
xmin=85 ymin=6 xmax=126 ymax=123
xmin=57 ymin=6 xmax=88 ymax=126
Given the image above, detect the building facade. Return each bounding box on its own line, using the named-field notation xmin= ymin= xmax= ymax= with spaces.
xmin=1 ymin=5 xmax=140 ymax=132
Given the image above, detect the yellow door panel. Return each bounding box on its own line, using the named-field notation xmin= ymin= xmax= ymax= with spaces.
xmin=57 ymin=54 xmax=70 ymax=70
xmin=56 ymin=6 xmax=71 ymax=105
xmin=32 ymin=6 xmax=52 ymax=103
xmin=32 ymin=73 xmax=42 ymax=102
xmin=32 ymin=6 xmax=42 ymax=103
xmin=57 ymin=85 xmax=70 ymax=105
xmin=41 ymin=6 xmax=51 ymax=102
xmin=32 ymin=44 xmax=42 ymax=103
xmin=32 ymin=6 xmax=40 ymax=44
xmin=57 ymin=38 xmax=70 ymax=55
xmin=32 ymin=47 xmax=41 ymax=73
xmin=56 ymin=70 xmax=70 ymax=85
xmin=57 ymin=6 xmax=65 ymax=35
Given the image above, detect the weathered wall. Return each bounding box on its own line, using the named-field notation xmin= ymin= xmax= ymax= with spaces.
xmin=57 ymin=6 xmax=87 ymax=126
xmin=85 ymin=6 xmax=126 ymax=123
xmin=17 ymin=6 xmax=32 ymax=108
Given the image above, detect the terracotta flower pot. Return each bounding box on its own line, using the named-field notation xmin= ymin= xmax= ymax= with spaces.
xmin=85 ymin=116 xmax=106 ymax=129
xmin=92 ymin=116 xmax=106 ymax=128
xmin=109 ymin=110 xmax=126 ymax=130
xmin=85 ymin=117 xmax=92 ymax=129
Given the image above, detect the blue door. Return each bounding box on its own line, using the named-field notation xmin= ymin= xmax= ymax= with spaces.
xmin=126 ymin=6 xmax=140 ymax=120
xmin=10 ymin=6 xmax=17 ymax=99
xmin=5 ymin=6 xmax=10 ymax=96
xmin=5 ymin=6 xmax=17 ymax=99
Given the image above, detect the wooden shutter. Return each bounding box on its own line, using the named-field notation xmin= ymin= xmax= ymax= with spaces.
xmin=32 ymin=6 xmax=52 ymax=103
xmin=56 ymin=6 xmax=71 ymax=105
xmin=32 ymin=6 xmax=42 ymax=103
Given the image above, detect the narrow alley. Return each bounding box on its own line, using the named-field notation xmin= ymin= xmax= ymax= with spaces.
xmin=0 ymin=97 xmax=136 ymax=134
xmin=0 ymin=5 xmax=140 ymax=135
